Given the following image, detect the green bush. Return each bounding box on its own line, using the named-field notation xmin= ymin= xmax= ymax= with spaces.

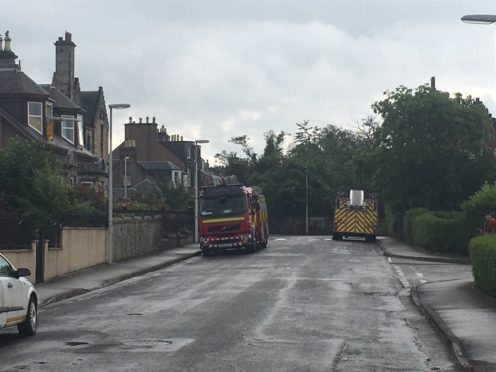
xmin=462 ymin=182 xmax=496 ymax=232
xmin=402 ymin=208 xmax=428 ymax=243
xmin=385 ymin=202 xmax=402 ymax=236
xmin=469 ymin=234 xmax=496 ymax=297
xmin=410 ymin=210 xmax=471 ymax=254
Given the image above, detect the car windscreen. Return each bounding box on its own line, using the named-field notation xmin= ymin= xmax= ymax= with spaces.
xmin=200 ymin=195 xmax=246 ymax=217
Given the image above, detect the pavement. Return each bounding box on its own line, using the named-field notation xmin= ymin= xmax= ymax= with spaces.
xmin=378 ymin=236 xmax=496 ymax=372
xmin=35 ymin=243 xmax=201 ymax=306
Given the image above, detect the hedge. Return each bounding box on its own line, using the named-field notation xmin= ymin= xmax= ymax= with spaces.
xmin=401 ymin=208 xmax=428 ymax=243
xmin=385 ymin=202 xmax=402 ymax=237
xmin=469 ymin=234 xmax=496 ymax=298
xmin=462 ymin=182 xmax=496 ymax=232
xmin=408 ymin=210 xmax=472 ymax=254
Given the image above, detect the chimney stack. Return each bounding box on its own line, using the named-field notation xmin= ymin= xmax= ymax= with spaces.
xmin=146 ymin=116 xmax=149 ymax=123
xmin=139 ymin=117 xmax=142 ymax=124
xmin=430 ymin=76 xmax=436 ymax=90
xmin=0 ymin=34 xmax=3 ymax=51
xmin=4 ymin=30 xmax=11 ymax=51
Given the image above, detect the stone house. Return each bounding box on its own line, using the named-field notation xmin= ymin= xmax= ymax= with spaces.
xmin=112 ymin=117 xmax=186 ymax=201
xmin=0 ymin=31 xmax=105 ymax=188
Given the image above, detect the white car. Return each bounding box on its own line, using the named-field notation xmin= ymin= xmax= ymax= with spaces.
xmin=0 ymin=253 xmax=37 ymax=336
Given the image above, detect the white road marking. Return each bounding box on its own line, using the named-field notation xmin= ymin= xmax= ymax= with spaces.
xmin=392 ymin=264 xmax=411 ymax=290
xmin=274 ymin=238 xmax=287 ymax=241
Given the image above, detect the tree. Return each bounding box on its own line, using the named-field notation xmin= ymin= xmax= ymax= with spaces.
xmin=0 ymin=138 xmax=94 ymax=238
xmin=367 ymin=85 xmax=495 ymax=213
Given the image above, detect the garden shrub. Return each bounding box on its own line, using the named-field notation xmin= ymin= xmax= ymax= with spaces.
xmin=469 ymin=234 xmax=496 ymax=298
xmin=402 ymin=208 xmax=428 ymax=243
xmin=410 ymin=210 xmax=471 ymax=254
xmin=462 ymin=182 xmax=496 ymax=232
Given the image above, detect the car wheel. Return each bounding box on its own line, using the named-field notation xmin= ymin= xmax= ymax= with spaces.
xmin=18 ymin=296 xmax=37 ymax=336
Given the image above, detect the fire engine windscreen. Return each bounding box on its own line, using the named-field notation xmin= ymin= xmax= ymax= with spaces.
xmin=201 ymin=195 xmax=246 ymax=217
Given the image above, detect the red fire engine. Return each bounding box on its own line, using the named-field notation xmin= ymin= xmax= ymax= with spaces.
xmin=199 ymin=184 xmax=269 ymax=256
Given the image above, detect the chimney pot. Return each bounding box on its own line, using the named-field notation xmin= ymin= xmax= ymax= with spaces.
xmin=139 ymin=117 xmax=142 ymax=124
xmin=129 ymin=116 xmax=132 ymax=123
xmin=153 ymin=116 xmax=156 ymax=123
xmin=0 ymin=34 xmax=3 ymax=52
xmin=146 ymin=116 xmax=149 ymax=123
xmin=65 ymin=32 xmax=72 ymax=42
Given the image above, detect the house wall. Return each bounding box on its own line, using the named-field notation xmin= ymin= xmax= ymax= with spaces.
xmin=1 ymin=213 xmax=190 ymax=283
xmin=0 ymin=241 xmax=37 ymax=282
xmin=112 ymin=215 xmax=163 ymax=262
xmin=44 ymin=227 xmax=107 ymax=281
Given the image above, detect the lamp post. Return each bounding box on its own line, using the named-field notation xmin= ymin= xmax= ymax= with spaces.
xmin=124 ymin=156 xmax=130 ymax=200
xmin=107 ymin=103 xmax=130 ymax=264
xmin=194 ymin=139 xmax=210 ymax=244
xmin=305 ymin=167 xmax=309 ymax=235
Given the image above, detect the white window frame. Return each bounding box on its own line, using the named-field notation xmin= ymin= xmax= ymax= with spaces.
xmin=27 ymin=101 xmax=43 ymax=134
xmin=61 ymin=115 xmax=75 ymax=144
xmin=77 ymin=114 xmax=84 ymax=148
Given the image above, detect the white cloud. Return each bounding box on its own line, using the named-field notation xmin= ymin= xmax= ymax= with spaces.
xmin=3 ymin=0 xmax=496 ymax=162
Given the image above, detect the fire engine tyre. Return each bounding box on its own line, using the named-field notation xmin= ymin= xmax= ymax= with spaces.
xmin=260 ymin=239 xmax=267 ymax=249
xmin=18 ymin=296 xmax=37 ymax=337
xmin=332 ymin=233 xmax=343 ymax=241
xmin=201 ymin=248 xmax=210 ymax=257
xmin=246 ymin=238 xmax=257 ymax=254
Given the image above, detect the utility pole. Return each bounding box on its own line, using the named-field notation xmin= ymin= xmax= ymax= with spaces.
xmin=305 ymin=167 xmax=309 ymax=235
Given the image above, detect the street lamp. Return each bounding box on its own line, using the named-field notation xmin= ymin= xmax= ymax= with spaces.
xmin=108 ymin=103 xmax=130 ymax=264
xmin=461 ymin=15 xmax=496 ymax=24
xmin=305 ymin=167 xmax=309 ymax=235
xmin=194 ymin=139 xmax=210 ymax=244
xmin=124 ymin=156 xmax=130 ymax=200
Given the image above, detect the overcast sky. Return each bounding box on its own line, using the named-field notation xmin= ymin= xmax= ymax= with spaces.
xmin=3 ymin=1 xmax=496 ymax=162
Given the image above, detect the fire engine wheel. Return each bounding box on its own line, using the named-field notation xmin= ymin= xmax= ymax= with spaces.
xmin=201 ymin=248 xmax=210 ymax=257
xmin=332 ymin=234 xmax=343 ymax=241
xmin=246 ymin=238 xmax=257 ymax=254
xmin=260 ymin=239 xmax=267 ymax=249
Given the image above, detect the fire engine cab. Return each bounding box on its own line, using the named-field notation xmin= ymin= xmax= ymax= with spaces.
xmin=199 ymin=184 xmax=268 ymax=256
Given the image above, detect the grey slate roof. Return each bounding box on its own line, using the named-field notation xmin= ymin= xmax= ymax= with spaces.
xmin=138 ymin=161 xmax=180 ymax=171
xmin=39 ymin=84 xmax=83 ymax=111
xmin=0 ymin=70 xmax=49 ymax=96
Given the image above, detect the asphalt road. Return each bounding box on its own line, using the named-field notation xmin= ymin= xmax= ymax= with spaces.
xmin=0 ymin=236 xmax=461 ymax=371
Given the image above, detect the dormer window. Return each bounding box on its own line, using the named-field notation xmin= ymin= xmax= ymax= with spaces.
xmin=27 ymin=102 xmax=43 ymax=134
xmin=61 ymin=115 xmax=75 ymax=144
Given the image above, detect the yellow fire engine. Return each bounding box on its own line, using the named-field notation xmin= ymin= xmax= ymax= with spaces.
xmin=332 ymin=190 xmax=378 ymax=242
